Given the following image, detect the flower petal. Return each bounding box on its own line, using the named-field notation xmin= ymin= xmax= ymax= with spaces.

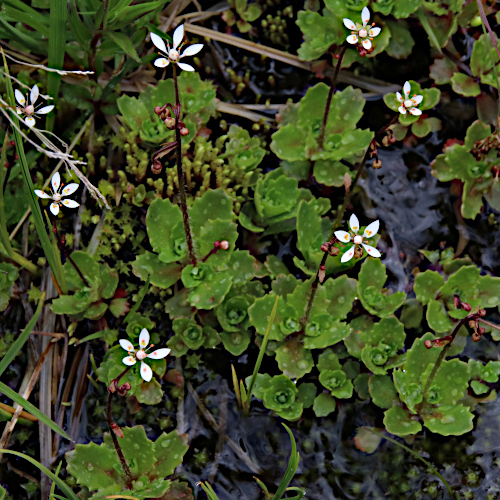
xmin=61 ymin=183 xmax=79 ymax=196
xmin=363 ymin=220 xmax=379 ymax=238
xmin=177 ymin=62 xmax=195 ymax=72
xmin=361 ymin=6 xmax=370 ymax=26
xmin=346 ymin=34 xmax=359 ymax=44
xmin=395 ymin=91 xmax=403 ymax=102
xmin=398 ymin=106 xmax=406 ymax=114
xmin=50 ymin=202 xmax=60 ymax=216
xmin=30 ymin=85 xmax=39 ymax=105
xmin=147 ymin=348 xmax=171 ymax=360
xmin=349 ymin=214 xmax=360 ymax=233
xmin=122 ymin=355 xmax=137 ymax=366
xmin=343 ymin=18 xmax=356 ymax=30
xmin=16 ymin=108 xmax=23 ymax=115
xmin=341 ymin=245 xmax=355 ymax=263
xmin=412 ymin=95 xmax=423 ymax=105
xmin=34 ymin=189 xmax=52 ymax=199
xmin=24 ymin=117 xmax=36 ymax=127
xmin=52 ymin=172 xmax=61 ymax=193
xmin=15 ymin=89 xmax=26 ymax=106
xmin=409 ymin=107 xmax=422 ymax=116
xmin=369 ymin=27 xmax=381 ymax=37
xmin=403 ymin=81 xmax=411 ymax=98
xmin=150 ymin=32 xmax=167 ymax=53
xmin=172 ymin=24 xmax=184 ymax=49
xmin=181 ymin=43 xmax=203 ymax=57
xmin=154 ymin=57 xmax=170 ymax=68
xmin=36 ymin=105 xmax=54 ymax=115
xmin=139 ymin=328 xmax=150 ymax=348
xmin=140 ymin=361 xmax=153 ymax=382
xmin=361 ymin=39 xmax=372 ymax=49
xmin=119 ymin=339 xmax=136 ymax=352
xmin=334 ymin=230 xmax=351 ymax=243
xmin=61 ymin=199 xmax=79 ymax=208
xmin=361 ymin=243 xmax=381 ymax=258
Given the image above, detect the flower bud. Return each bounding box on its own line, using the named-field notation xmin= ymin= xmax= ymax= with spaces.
xmin=472 ymin=332 xmax=482 ymax=342
xmin=180 ymin=127 xmax=189 ymax=136
xmin=453 ymin=295 xmax=460 ymax=309
xmin=321 ymin=242 xmax=330 ymax=252
xmin=111 ymin=422 xmax=124 ymax=438
xmin=220 ymin=240 xmax=229 ymax=250
xmin=152 ymin=160 xmax=163 ymax=175
xmin=358 ymin=47 xmax=367 ymax=57
xmin=213 ymin=240 xmax=220 ymax=249
xmin=318 ymin=265 xmax=326 ymax=284
xmin=328 ymin=246 xmax=340 ymax=256
xmin=478 ymin=327 xmax=486 ymax=335
xmin=479 ymin=309 xmax=486 ymax=317
xmin=461 ymin=302 xmax=472 ymax=312
xmin=154 ymin=105 xmax=162 ymax=115
xmin=424 ymin=339 xmax=432 ymax=349
xmin=372 ymin=159 xmax=382 ymax=169
xmin=469 ymin=320 xmax=477 ymax=329
xmin=164 ymin=117 xmax=176 ymax=129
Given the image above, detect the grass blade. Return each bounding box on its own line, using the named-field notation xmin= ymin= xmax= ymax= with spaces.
xmin=0 ymin=450 xmax=78 ymax=500
xmin=198 ymin=482 xmax=220 ymax=500
xmin=0 ymin=382 xmax=72 ymax=441
xmin=1 ymin=49 xmax=66 ymax=292
xmin=416 ymin=7 xmax=443 ymax=55
xmin=0 ymin=292 xmax=45 ymax=377
xmin=47 ymin=0 xmax=67 ymax=131
xmin=124 ymin=274 xmax=150 ymax=323
xmin=245 ymin=295 xmax=280 ymax=408
xmin=272 ymin=424 xmax=302 ymax=500
xmin=49 ymin=460 xmax=63 ymax=500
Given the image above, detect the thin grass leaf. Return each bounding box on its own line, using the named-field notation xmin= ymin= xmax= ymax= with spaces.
xmin=105 ymin=30 xmax=142 ymax=63
xmin=2 ymin=49 xmax=66 ymax=292
xmin=0 ymin=450 xmax=78 ymax=500
xmin=108 ymin=1 xmax=162 ymax=30
xmin=0 ymin=18 xmax=47 ymax=54
xmin=0 ymin=292 xmax=45 ymax=377
xmin=1 ymin=4 xmax=50 ymax=37
xmin=245 ymin=295 xmax=280 ymax=408
xmin=47 ymin=0 xmax=68 ymax=132
xmin=272 ymin=424 xmax=301 ymax=500
xmin=0 ymin=133 xmax=13 ymax=258
xmin=416 ymin=7 xmax=443 ymax=55
xmin=49 ymin=460 xmax=63 ymax=500
xmin=366 ymin=429 xmax=458 ymax=499
xmin=68 ymin=0 xmax=92 ymax=49
xmin=198 ymin=482 xmax=220 ymax=500
xmin=0 ymin=382 xmax=72 ymax=441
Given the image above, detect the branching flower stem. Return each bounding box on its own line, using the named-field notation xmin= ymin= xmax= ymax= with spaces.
xmin=301 ymin=114 xmax=399 ymax=327
xmin=317 ymin=45 xmax=348 ymax=151
xmin=106 ymin=366 xmax=133 ymax=489
xmin=172 ymin=65 xmax=197 ymax=266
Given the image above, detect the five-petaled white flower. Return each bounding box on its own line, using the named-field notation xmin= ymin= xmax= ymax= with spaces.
xmin=335 ymin=214 xmax=381 ymax=263
xmin=119 ymin=329 xmax=171 ymax=382
xmin=150 ymin=24 xmax=203 ymax=72
xmin=396 ymin=81 xmax=423 ymax=116
xmin=343 ymin=7 xmax=381 ymax=50
xmin=34 ymin=172 xmax=79 ymax=216
xmin=15 ymin=85 xmax=54 ymax=128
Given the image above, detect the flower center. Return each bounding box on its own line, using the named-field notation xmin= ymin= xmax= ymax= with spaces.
xmin=136 ymin=349 xmax=147 ymax=360
xmin=354 ymin=235 xmax=363 ymax=245
xmin=169 ymin=49 xmax=179 ymax=61
xmin=53 ymin=193 xmax=61 ymax=202
xmin=358 ymin=29 xmax=368 ymax=38
xmin=24 ymin=105 xmax=35 ymax=115
xmin=403 ymin=99 xmax=413 ymax=109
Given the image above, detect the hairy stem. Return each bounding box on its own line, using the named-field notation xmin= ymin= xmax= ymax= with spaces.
xmin=317 ymin=45 xmax=347 ymax=151
xmin=302 ymin=114 xmax=399 ymax=327
xmin=172 ymin=65 xmax=197 ymax=266
xmin=107 ymin=367 xmax=133 ymax=488
xmin=52 ymin=221 xmax=90 ymax=288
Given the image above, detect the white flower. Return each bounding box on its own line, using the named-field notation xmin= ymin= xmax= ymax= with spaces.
xmin=343 ymin=7 xmax=381 ymax=50
xmin=396 ymin=81 xmax=423 ymax=116
xmin=149 ymin=24 xmax=203 ymax=72
xmin=334 ymin=214 xmax=381 ymax=263
xmin=119 ymin=329 xmax=171 ymax=382
xmin=15 ymin=85 xmax=54 ymax=128
xmin=34 ymin=172 xmax=79 ymax=216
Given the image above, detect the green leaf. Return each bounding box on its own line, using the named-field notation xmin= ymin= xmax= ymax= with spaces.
xmin=385 ymin=20 xmax=415 ymax=59
xmin=263 ymin=375 xmax=298 ymax=411
xmin=105 ymin=29 xmax=142 ymax=62
xmin=153 ymin=431 xmax=189 ymax=478
xmin=451 ymin=73 xmax=481 ymax=97
xmin=313 ymin=393 xmax=336 ymax=417
xmin=132 ymin=252 xmax=182 ymax=289
xmin=313 ymin=159 xmax=350 ymax=187
xmin=383 ymin=406 xmax=422 ymax=436
xmin=220 ymin=330 xmax=252 ymax=356
xmin=422 ymin=405 xmax=474 ymax=436
xmin=414 ymin=270 xmax=443 ymax=305
xmin=369 ymin=375 xmax=398 ymax=409
xmin=275 ymin=337 xmax=314 ymax=379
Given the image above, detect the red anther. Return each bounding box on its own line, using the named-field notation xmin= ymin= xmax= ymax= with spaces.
xmin=52 ymin=227 xmax=57 ymax=233
xmin=424 ymin=339 xmax=432 ymax=349
xmin=334 ymin=54 xmax=341 ymax=59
